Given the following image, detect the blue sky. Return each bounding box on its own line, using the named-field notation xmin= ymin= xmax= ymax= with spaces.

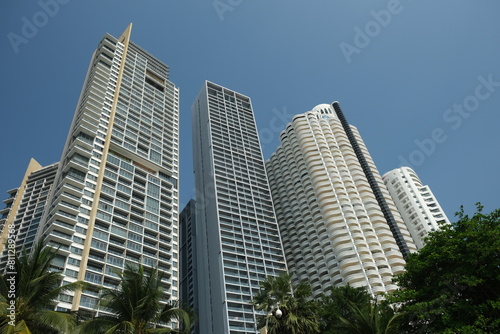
xmin=1 ymin=0 xmax=499 ymax=221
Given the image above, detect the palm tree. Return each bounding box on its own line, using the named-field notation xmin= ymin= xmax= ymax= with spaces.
xmin=252 ymin=272 xmax=320 ymax=334
xmin=318 ymin=285 xmax=401 ymax=334
xmin=337 ymin=298 xmax=401 ymax=334
xmin=0 ymin=241 xmax=85 ymax=334
xmin=77 ymin=263 xmax=192 ymax=334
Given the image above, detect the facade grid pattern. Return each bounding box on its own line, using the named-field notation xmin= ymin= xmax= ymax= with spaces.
xmin=191 ymin=81 xmax=287 ymax=334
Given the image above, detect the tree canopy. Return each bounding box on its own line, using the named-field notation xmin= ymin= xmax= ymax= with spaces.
xmin=0 ymin=241 xmax=84 ymax=334
xmin=318 ymin=285 xmax=400 ymax=334
xmin=252 ymin=272 xmax=320 ymax=334
xmin=389 ymin=204 xmax=500 ymax=333
xmin=77 ymin=263 xmax=193 ymax=334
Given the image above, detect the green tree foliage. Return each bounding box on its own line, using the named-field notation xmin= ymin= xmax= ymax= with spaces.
xmin=0 ymin=241 xmax=84 ymax=334
xmin=389 ymin=204 xmax=500 ymax=333
xmin=318 ymin=285 xmax=400 ymax=334
xmin=252 ymin=272 xmax=320 ymax=334
xmin=77 ymin=263 xmax=193 ymax=334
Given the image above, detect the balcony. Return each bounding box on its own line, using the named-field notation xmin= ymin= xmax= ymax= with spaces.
xmin=62 ymin=174 xmax=85 ymax=189
xmin=53 ymin=210 xmax=77 ymax=225
xmin=53 ymin=220 xmax=75 ymax=234
xmin=344 ymin=272 xmax=366 ymax=285
xmin=388 ymin=257 xmax=405 ymax=267
xmin=384 ymin=250 xmax=401 ymax=259
xmin=64 ymin=191 xmax=83 ymax=206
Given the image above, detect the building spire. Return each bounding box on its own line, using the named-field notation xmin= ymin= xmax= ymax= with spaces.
xmin=119 ymin=23 xmax=133 ymax=44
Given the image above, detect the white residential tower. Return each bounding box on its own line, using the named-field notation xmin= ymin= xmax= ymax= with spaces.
xmin=266 ymin=102 xmax=417 ymax=297
xmin=192 ymin=81 xmax=287 ymax=334
xmin=7 ymin=25 xmax=182 ymax=325
xmin=383 ymin=167 xmax=450 ymax=249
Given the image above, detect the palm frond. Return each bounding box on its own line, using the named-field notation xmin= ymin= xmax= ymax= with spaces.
xmin=33 ymin=310 xmax=77 ymax=334
xmin=104 ymin=321 xmax=135 ymax=334
xmin=158 ymin=301 xmax=192 ymax=333
xmin=80 ymin=263 xmax=192 ymax=333
xmin=0 ymin=240 xmax=87 ymax=333
xmin=14 ymin=319 xmax=32 ymax=334
xmin=76 ymin=315 xmax=121 ymax=334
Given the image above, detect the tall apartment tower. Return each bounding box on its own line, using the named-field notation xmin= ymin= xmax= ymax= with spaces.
xmin=383 ymin=167 xmax=450 ymax=249
xmin=179 ymin=199 xmax=199 ymax=334
xmin=30 ymin=25 xmax=181 ymax=320
xmin=266 ymin=102 xmax=417 ymax=297
xmin=0 ymin=159 xmax=58 ymax=267
xmin=192 ymin=81 xmax=288 ymax=334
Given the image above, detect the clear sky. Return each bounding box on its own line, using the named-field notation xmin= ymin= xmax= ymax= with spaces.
xmin=1 ymin=1 xmax=499 ymax=221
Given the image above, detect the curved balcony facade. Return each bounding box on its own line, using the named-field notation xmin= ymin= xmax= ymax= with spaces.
xmin=266 ymin=103 xmax=416 ymax=297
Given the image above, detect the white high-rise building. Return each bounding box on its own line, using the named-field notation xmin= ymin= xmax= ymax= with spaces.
xmin=383 ymin=167 xmax=450 ymax=249
xmin=192 ymin=81 xmax=287 ymax=334
xmin=18 ymin=24 xmax=181 ymax=323
xmin=266 ymin=102 xmax=417 ymax=297
xmin=0 ymin=159 xmax=58 ymax=267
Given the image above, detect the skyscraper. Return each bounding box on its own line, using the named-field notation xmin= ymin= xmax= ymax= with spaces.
xmin=191 ymin=81 xmax=288 ymax=334
xmin=383 ymin=167 xmax=450 ymax=249
xmin=8 ymin=25 xmax=181 ymax=321
xmin=0 ymin=159 xmax=58 ymax=267
xmin=266 ymin=102 xmax=417 ymax=297
xmin=179 ymin=199 xmax=199 ymax=334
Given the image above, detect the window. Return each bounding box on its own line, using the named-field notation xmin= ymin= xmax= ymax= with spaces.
xmin=128 ymin=232 xmax=142 ymax=242
xmin=59 ymin=294 xmax=73 ymax=303
xmin=150 ymin=150 xmax=161 ymax=164
xmin=77 ymin=216 xmax=89 ymax=225
xmin=147 ymin=184 xmax=160 ymax=199
xmin=85 ymin=271 xmax=102 ymax=284
xmin=107 ymin=255 xmax=124 ymax=267
xmin=65 ymin=269 xmax=78 ymax=278
xmin=127 ymin=240 xmax=141 ymax=252
xmin=70 ymin=246 xmax=83 ymax=255
xmin=146 ymin=197 xmax=159 ymax=214
xmin=73 ymin=236 xmax=85 ymax=244
xmin=68 ymin=257 xmax=81 ymax=267
xmin=93 ymin=229 xmax=109 ymax=241
xmin=91 ymin=239 xmax=107 ymax=251
xmin=80 ymin=296 xmax=97 ymax=308
xmin=75 ymin=226 xmax=87 ymax=234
